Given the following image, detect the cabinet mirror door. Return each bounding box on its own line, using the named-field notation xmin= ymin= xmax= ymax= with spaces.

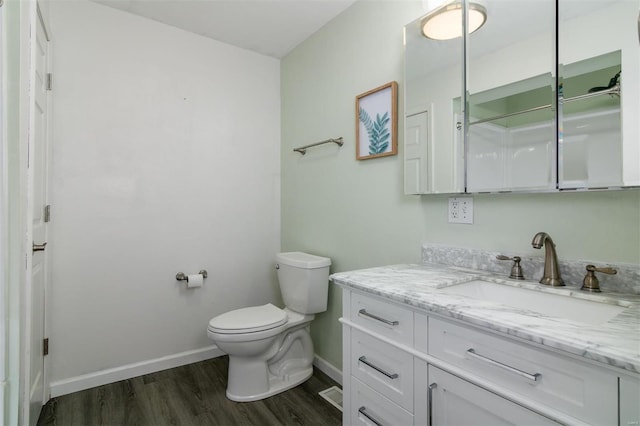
xmin=466 ymin=0 xmax=556 ymax=192
xmin=404 ymin=10 xmax=464 ymax=195
xmin=558 ymin=0 xmax=639 ymax=189
xmin=404 ymin=0 xmax=638 ymax=194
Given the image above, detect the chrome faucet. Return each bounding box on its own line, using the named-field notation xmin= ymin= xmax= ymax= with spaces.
xmin=531 ymin=232 xmax=564 ymax=286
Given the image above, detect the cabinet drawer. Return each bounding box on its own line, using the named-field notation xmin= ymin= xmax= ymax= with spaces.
xmin=428 ymin=318 xmax=617 ymax=425
xmin=351 ymin=329 xmax=414 ymax=411
xmin=351 ymin=377 xmax=413 ymax=426
xmin=428 ymin=365 xmax=559 ymax=425
xmin=351 ymin=292 xmax=413 ymax=346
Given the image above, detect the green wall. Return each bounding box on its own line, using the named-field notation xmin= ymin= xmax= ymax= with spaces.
xmin=281 ymin=1 xmax=638 ymax=371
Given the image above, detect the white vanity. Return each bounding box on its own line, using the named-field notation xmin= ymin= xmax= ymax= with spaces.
xmin=332 ymin=264 xmax=640 ymax=426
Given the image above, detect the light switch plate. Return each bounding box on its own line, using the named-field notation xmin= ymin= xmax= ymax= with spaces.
xmin=448 ymin=197 xmax=474 ymax=224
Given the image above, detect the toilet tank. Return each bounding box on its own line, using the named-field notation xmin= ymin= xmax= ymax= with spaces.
xmin=276 ymin=252 xmax=331 ymax=314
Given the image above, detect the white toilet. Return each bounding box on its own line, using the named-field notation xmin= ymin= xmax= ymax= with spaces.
xmin=207 ymin=251 xmax=331 ymax=402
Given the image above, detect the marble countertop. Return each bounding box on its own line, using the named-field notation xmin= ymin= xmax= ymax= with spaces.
xmin=331 ymin=263 xmax=640 ymax=374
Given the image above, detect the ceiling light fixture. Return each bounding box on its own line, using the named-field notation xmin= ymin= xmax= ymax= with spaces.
xmin=421 ymin=2 xmax=487 ymax=40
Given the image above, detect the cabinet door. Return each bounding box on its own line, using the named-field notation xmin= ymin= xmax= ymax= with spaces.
xmin=620 ymin=376 xmax=640 ymax=426
xmin=466 ymin=0 xmax=556 ymax=193
xmin=403 ymin=10 xmax=464 ymax=194
xmin=428 ymin=366 xmax=559 ymax=426
xmin=558 ymin=0 xmax=639 ymax=189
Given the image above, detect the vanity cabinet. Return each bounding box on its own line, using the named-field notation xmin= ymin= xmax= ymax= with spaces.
xmin=340 ymin=288 xmax=639 ymax=426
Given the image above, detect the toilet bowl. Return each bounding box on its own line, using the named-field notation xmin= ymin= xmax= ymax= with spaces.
xmin=207 ymin=252 xmax=331 ymax=402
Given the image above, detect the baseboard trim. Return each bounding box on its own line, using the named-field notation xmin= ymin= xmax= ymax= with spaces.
xmin=49 ymin=345 xmax=224 ymax=398
xmin=313 ymin=354 xmax=342 ymax=386
xmin=50 ymin=347 xmax=340 ymax=398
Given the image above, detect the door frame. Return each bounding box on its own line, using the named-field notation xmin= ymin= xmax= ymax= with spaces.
xmin=0 ymin=0 xmax=39 ymax=423
xmin=0 ymin=3 xmax=7 ymax=424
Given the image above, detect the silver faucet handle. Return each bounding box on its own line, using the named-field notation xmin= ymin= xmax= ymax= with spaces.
xmin=581 ymin=264 xmax=617 ymax=292
xmin=496 ymin=255 xmax=525 ymax=280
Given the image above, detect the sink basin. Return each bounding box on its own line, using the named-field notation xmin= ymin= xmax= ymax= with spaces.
xmin=441 ymin=280 xmax=629 ymax=325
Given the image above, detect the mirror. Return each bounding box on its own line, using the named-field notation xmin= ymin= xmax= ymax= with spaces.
xmin=404 ymin=8 xmax=464 ymax=194
xmin=466 ymin=0 xmax=556 ymax=192
xmin=558 ymin=0 xmax=638 ymax=189
xmin=404 ymin=0 xmax=639 ymax=194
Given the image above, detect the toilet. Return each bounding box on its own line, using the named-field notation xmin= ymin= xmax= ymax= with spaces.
xmin=207 ymin=251 xmax=331 ymax=402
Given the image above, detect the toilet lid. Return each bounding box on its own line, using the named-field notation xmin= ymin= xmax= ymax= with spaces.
xmin=208 ymin=303 xmax=288 ymax=334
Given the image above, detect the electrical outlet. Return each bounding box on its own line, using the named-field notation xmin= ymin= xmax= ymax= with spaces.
xmin=448 ymin=197 xmax=474 ymax=224
xmin=449 ymin=198 xmax=460 ymax=221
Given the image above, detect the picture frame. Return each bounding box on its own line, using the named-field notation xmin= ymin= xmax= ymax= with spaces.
xmin=356 ymin=81 xmax=398 ymax=160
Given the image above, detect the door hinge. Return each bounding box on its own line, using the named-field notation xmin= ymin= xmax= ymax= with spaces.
xmin=43 ymin=338 xmax=49 ymax=356
xmin=44 ymin=205 xmax=51 ymax=223
xmin=46 ymin=73 xmax=53 ymax=91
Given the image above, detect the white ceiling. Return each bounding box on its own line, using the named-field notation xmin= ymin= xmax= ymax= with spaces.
xmin=92 ymin=0 xmax=357 ymax=58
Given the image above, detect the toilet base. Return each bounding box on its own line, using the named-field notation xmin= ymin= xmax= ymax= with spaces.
xmin=226 ymin=366 xmax=313 ymax=402
xmin=223 ymin=321 xmax=315 ymax=402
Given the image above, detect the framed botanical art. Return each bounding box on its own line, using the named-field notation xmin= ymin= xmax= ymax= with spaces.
xmin=356 ymin=81 xmax=398 ymax=160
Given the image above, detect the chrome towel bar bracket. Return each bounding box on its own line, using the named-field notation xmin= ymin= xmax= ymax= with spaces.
xmin=293 ymin=137 xmax=344 ymax=155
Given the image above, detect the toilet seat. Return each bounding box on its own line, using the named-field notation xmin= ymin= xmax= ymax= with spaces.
xmin=208 ymin=303 xmax=288 ymax=334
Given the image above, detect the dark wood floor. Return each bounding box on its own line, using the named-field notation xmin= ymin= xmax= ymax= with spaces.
xmin=37 ymin=356 xmax=342 ymax=426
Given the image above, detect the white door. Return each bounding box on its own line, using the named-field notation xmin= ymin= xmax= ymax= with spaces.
xmin=404 ymin=111 xmax=429 ymax=195
xmin=26 ymin=7 xmax=50 ymax=425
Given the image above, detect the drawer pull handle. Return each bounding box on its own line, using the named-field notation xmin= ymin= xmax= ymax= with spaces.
xmin=467 ymin=348 xmax=541 ymax=382
xmin=358 ymin=309 xmax=399 ymax=326
xmin=428 ymin=383 xmax=437 ymax=426
xmin=358 ymin=356 xmax=399 ymax=379
xmin=358 ymin=406 xmax=384 ymax=426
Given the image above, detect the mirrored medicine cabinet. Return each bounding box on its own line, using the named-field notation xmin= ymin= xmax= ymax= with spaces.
xmin=403 ymin=0 xmax=640 ymax=195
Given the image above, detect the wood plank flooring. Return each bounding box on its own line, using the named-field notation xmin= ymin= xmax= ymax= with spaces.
xmin=37 ymin=356 xmax=342 ymax=426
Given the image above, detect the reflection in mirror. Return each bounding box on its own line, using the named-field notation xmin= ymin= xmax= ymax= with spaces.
xmin=466 ymin=0 xmax=556 ymax=192
xmin=466 ymin=74 xmax=556 ymax=191
xmin=560 ymin=51 xmax=622 ymax=188
xmin=559 ymin=0 xmax=638 ymax=189
xmin=404 ymin=9 xmax=464 ymax=194
xmin=404 ymin=0 xmax=639 ymax=195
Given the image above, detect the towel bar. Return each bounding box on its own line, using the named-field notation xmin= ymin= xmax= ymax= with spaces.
xmin=294 ymin=137 xmax=343 ymax=155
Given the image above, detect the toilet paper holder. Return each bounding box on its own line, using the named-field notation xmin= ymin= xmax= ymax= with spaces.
xmin=176 ymin=270 xmax=208 ymax=282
